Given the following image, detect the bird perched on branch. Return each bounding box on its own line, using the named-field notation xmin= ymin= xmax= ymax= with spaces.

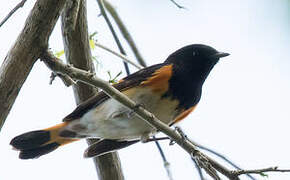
xmin=10 ymin=44 xmax=229 ymax=159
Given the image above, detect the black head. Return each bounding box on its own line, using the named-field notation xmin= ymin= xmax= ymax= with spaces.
xmin=163 ymin=44 xmax=229 ymax=109
xmin=165 ymin=44 xmax=229 ymax=85
xmin=165 ymin=44 xmax=229 ymax=65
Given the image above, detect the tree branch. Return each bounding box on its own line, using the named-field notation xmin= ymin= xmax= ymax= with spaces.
xmin=0 ymin=0 xmax=67 ymax=131
xmin=94 ymin=42 xmax=143 ymax=69
xmin=61 ymin=1 xmax=124 ymax=179
xmin=96 ymin=0 xmax=130 ymax=75
xmin=169 ymin=0 xmax=186 ymax=9
xmin=232 ymin=166 xmax=290 ymax=176
xmin=189 ymin=138 xmax=256 ymax=180
xmin=61 ymin=0 xmax=80 ymax=31
xmin=153 ymin=137 xmax=174 ymax=180
xmin=103 ymin=0 xmax=147 ymax=67
xmin=61 ymin=0 xmax=96 ymax=104
xmin=0 ymin=0 xmax=27 ymax=28
xmin=192 ymin=157 xmax=205 ymax=180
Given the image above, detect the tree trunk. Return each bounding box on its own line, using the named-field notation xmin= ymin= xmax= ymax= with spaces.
xmin=61 ymin=1 xmax=124 ymax=179
xmin=0 ymin=0 xmax=67 ymax=131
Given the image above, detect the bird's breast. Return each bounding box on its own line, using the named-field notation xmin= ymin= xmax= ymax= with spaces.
xmin=74 ymin=87 xmax=180 ymax=140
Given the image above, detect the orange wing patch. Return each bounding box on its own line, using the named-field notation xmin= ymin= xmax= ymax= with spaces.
xmin=173 ymin=105 xmax=198 ymax=124
xmin=141 ymin=64 xmax=173 ymax=93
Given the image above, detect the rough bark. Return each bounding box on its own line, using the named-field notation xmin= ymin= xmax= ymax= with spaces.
xmin=0 ymin=0 xmax=67 ymax=131
xmin=61 ymin=0 xmax=96 ymax=103
xmin=61 ymin=1 xmax=124 ymax=180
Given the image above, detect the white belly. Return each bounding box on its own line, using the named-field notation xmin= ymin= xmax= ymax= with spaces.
xmin=66 ymin=87 xmax=179 ymax=140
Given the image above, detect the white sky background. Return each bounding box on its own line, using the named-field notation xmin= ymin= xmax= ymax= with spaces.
xmin=0 ymin=0 xmax=290 ymax=180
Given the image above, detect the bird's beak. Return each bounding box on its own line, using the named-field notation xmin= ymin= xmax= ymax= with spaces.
xmin=210 ymin=52 xmax=230 ymax=59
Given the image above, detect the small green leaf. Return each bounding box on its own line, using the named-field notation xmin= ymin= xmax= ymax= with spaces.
xmin=55 ymin=50 xmax=64 ymax=58
xmin=259 ymin=172 xmax=268 ymax=177
xmin=107 ymin=71 xmax=122 ymax=84
xmin=89 ymin=39 xmax=95 ymax=50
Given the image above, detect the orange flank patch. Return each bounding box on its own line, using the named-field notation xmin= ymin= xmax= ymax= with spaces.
xmin=173 ymin=105 xmax=198 ymax=124
xmin=141 ymin=64 xmax=173 ymax=93
xmin=44 ymin=122 xmax=78 ymax=146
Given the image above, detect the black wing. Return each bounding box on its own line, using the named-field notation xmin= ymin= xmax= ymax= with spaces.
xmin=84 ymin=139 xmax=140 ymax=158
xmin=63 ymin=63 xmax=164 ymax=121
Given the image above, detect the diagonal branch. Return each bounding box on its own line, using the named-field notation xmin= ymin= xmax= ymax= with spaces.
xmin=169 ymin=0 xmax=186 ymax=9
xmin=0 ymin=0 xmax=27 ymax=28
xmin=192 ymin=157 xmax=205 ymax=180
xmin=153 ymin=137 xmax=174 ymax=180
xmin=189 ymin=139 xmax=256 ymax=180
xmin=0 ymin=0 xmax=67 ymax=131
xmin=41 ymin=51 xmax=290 ymax=180
xmin=96 ymin=0 xmax=130 ymax=75
xmin=233 ymin=166 xmax=290 ymax=176
xmin=40 ymin=51 xmax=233 ymax=180
xmin=94 ymin=42 xmax=143 ymax=69
xmin=103 ymin=0 xmax=147 ymax=67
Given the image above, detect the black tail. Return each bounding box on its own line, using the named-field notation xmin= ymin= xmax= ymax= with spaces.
xmin=11 ymin=123 xmax=139 ymax=159
xmin=10 ymin=123 xmax=78 ymax=159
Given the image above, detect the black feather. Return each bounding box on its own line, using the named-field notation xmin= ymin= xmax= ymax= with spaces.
xmin=10 ymin=130 xmax=50 ymax=150
xmin=19 ymin=143 xmax=60 ymax=159
xmin=84 ymin=139 xmax=139 ymax=158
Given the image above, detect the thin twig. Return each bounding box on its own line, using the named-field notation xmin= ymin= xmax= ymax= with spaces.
xmin=194 ymin=152 xmax=221 ymax=180
xmin=153 ymin=136 xmax=174 ymax=180
xmin=192 ymin=157 xmax=205 ymax=180
xmin=189 ymin=139 xmax=256 ymax=180
xmin=233 ymin=166 xmax=290 ymax=176
xmin=103 ymin=0 xmax=147 ymax=67
xmin=49 ymin=72 xmax=57 ymax=84
xmin=94 ymin=42 xmax=143 ymax=69
xmin=0 ymin=0 xmax=27 ymax=28
xmin=96 ymin=0 xmax=130 ymax=75
xmin=143 ymin=137 xmax=170 ymax=142
xmin=172 ymin=127 xmax=239 ymax=180
xmin=169 ymin=0 xmax=186 ymax=9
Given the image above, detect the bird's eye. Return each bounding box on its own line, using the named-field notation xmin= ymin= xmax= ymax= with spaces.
xmin=193 ymin=51 xmax=198 ymax=56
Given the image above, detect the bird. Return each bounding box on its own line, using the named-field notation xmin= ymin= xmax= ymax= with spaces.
xmin=10 ymin=44 xmax=229 ymax=159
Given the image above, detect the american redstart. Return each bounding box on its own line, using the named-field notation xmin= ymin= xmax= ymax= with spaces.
xmin=10 ymin=44 xmax=229 ymax=159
